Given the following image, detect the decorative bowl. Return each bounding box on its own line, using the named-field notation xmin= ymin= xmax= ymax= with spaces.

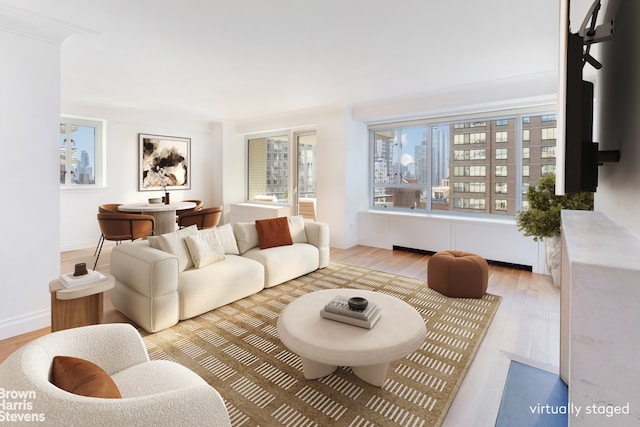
xmin=348 ymin=297 xmax=368 ymax=311
xmin=148 ymin=197 xmax=162 ymax=205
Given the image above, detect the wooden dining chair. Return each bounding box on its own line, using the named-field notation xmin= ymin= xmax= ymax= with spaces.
xmin=177 ymin=206 xmax=223 ymax=230
xmin=94 ymin=213 xmax=155 ymax=270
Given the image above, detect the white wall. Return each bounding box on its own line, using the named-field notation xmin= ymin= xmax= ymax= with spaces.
xmin=59 ymin=103 xmax=223 ymax=250
xmin=594 ymin=0 xmax=640 ymax=237
xmin=0 ymin=10 xmax=75 ymax=340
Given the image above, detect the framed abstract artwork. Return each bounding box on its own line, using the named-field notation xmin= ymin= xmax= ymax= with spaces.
xmin=138 ymin=133 xmax=191 ymax=191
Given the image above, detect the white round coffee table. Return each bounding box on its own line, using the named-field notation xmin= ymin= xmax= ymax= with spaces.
xmin=277 ymin=289 xmax=426 ymax=386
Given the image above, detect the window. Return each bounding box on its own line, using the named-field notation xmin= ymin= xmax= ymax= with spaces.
xmin=541 ymin=164 xmax=556 ymax=176
xmin=453 ymin=182 xmax=486 ymax=193
xmin=453 ymin=198 xmax=486 ymax=210
xmin=372 ymin=125 xmax=428 ymax=209
xmin=454 ymin=149 xmax=486 ymax=160
xmin=247 ymin=134 xmax=289 ymax=202
xmin=495 ymin=165 xmax=508 ymax=176
xmin=541 ymin=127 xmax=557 ymax=140
xmin=59 ymin=117 xmax=104 ymax=187
xmin=470 ymin=149 xmax=486 ymax=160
xmin=541 ymin=146 xmax=556 ymax=158
xmin=470 ymin=182 xmax=486 ymax=193
xmin=470 ymin=133 xmax=486 ymax=144
xmin=369 ymin=110 xmax=555 ymax=217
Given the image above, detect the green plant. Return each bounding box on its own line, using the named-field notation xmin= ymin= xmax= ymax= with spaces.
xmin=516 ymin=174 xmax=594 ymax=241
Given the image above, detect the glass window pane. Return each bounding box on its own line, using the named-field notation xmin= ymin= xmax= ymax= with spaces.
xmin=60 ymin=121 xmax=99 ymax=186
xmin=431 ymin=125 xmax=450 ymax=210
xmin=521 ymin=114 xmax=557 ymax=208
xmin=297 ymin=134 xmax=316 ymax=199
xmin=248 ymin=135 xmax=289 ymax=202
xmin=373 ymin=130 xmax=394 ymax=184
xmin=71 ymin=125 xmax=96 ymax=184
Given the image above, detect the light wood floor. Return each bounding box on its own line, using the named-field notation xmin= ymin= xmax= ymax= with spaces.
xmin=0 ymin=244 xmax=560 ymax=426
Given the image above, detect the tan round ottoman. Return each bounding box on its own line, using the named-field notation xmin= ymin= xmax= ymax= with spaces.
xmin=427 ymin=250 xmax=488 ymax=298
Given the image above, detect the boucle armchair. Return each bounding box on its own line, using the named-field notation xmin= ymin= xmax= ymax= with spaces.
xmin=0 ymin=324 xmax=231 ymax=427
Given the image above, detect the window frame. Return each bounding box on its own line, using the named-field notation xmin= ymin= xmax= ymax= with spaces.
xmin=246 ymin=132 xmax=291 ymax=204
xmin=59 ymin=116 xmax=106 ymax=189
xmin=368 ymin=105 xmax=556 ymax=219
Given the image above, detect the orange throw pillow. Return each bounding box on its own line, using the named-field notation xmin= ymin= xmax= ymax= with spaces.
xmin=255 ymin=217 xmax=293 ymax=249
xmin=51 ymin=356 xmax=122 ymax=398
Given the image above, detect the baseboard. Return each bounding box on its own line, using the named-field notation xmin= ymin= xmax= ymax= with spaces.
xmin=0 ymin=310 xmax=50 ymax=341
xmin=392 ymin=245 xmax=533 ymax=272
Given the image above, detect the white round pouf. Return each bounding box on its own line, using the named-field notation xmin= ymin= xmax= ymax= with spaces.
xmin=277 ymin=289 xmax=426 ymax=386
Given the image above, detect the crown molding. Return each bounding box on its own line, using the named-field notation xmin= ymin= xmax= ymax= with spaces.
xmin=0 ymin=2 xmax=95 ymax=45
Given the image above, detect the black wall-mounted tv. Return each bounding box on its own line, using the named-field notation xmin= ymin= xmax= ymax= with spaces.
xmin=562 ymin=32 xmax=599 ymax=193
xmin=558 ymin=0 xmax=618 ymax=194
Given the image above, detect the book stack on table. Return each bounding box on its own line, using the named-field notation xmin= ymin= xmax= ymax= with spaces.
xmin=320 ymin=295 xmax=382 ymax=329
xmin=59 ymin=270 xmax=106 ymax=288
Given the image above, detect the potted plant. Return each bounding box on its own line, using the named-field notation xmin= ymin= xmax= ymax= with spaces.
xmin=516 ymin=174 xmax=594 ymax=286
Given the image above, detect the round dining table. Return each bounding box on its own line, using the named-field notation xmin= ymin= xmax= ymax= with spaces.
xmin=118 ymin=201 xmax=196 ymax=235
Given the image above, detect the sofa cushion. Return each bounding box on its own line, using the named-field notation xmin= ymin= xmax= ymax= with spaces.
xmin=234 ymin=222 xmax=260 ymax=254
xmin=255 ymin=217 xmax=293 ymax=249
xmin=215 ymin=223 xmax=239 ymax=255
xmin=185 ymin=229 xmax=225 ymax=268
xmin=51 ymin=356 xmax=122 ymax=398
xmin=288 ymin=215 xmax=308 ymax=243
xmin=179 ymin=255 xmax=265 ymax=319
xmin=157 ymin=225 xmax=199 ymax=272
xmin=242 ymin=243 xmax=319 ymax=288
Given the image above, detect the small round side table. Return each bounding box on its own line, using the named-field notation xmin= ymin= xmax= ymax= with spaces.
xmin=49 ymin=273 xmax=115 ymax=332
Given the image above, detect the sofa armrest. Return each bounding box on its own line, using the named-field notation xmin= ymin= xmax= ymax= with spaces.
xmin=110 ymin=241 xmax=179 ymax=298
xmin=304 ymin=221 xmax=330 ymax=268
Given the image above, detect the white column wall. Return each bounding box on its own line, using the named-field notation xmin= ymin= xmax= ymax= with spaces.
xmin=0 ymin=11 xmax=69 ymax=339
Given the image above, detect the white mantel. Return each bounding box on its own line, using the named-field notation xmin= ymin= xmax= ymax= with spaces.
xmin=560 ymin=210 xmax=640 ymax=426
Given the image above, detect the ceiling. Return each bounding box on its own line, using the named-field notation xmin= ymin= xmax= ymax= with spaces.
xmin=4 ymin=0 xmax=562 ymax=121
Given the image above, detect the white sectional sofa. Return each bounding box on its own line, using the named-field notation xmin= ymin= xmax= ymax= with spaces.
xmin=110 ymin=217 xmax=329 ymax=333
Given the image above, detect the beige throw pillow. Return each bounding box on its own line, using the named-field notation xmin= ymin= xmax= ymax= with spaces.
xmin=233 ymin=222 xmax=260 ymax=254
xmin=215 ymin=223 xmax=239 ymax=255
xmin=185 ymin=229 xmax=225 ymax=268
xmin=288 ymin=215 xmax=308 ymax=243
xmin=157 ymin=225 xmax=199 ymax=272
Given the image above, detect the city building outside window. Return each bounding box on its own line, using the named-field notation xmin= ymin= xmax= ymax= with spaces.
xmin=59 ymin=117 xmax=105 ymax=187
xmin=247 ymin=134 xmax=289 ymax=202
xmin=369 ymin=110 xmax=556 ymax=217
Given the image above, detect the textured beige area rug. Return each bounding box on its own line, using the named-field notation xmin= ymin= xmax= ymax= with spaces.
xmin=142 ymin=262 xmax=501 ymax=426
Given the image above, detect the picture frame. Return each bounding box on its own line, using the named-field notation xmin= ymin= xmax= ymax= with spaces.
xmin=138 ymin=133 xmax=191 ymax=191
